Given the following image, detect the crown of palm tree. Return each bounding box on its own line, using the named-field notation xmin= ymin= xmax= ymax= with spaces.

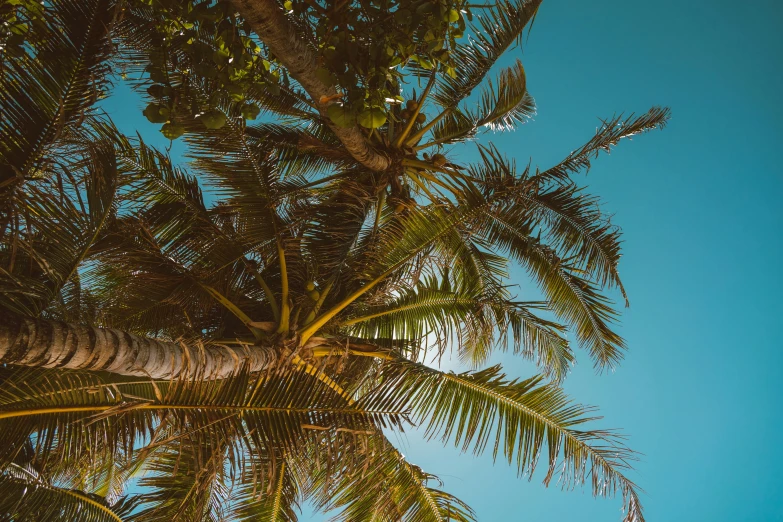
xmin=0 ymin=0 xmax=668 ymax=520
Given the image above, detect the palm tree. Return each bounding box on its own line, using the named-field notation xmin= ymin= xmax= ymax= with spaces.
xmin=0 ymin=0 xmax=668 ymax=520
xmin=2 ymin=122 xmax=652 ymax=520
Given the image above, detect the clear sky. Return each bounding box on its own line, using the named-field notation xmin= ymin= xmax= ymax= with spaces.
xmin=104 ymin=0 xmax=783 ymax=520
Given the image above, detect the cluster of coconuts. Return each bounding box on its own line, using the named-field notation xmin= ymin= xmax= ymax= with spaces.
xmin=399 ymin=99 xmax=427 ymax=123
xmin=394 ymin=199 xmax=413 ymax=213
xmin=305 ymin=281 xmax=320 ymax=301
xmin=430 ymin=153 xmax=447 ymax=167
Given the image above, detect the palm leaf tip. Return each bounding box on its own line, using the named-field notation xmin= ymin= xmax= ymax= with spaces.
xmin=536 ymin=107 xmax=671 ymax=185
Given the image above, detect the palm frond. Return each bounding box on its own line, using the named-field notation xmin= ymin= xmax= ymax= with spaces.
xmin=433 ymin=0 xmax=541 ymax=109
xmin=468 ymin=146 xmax=627 ymax=368
xmin=0 ymin=365 xmax=410 ymax=467
xmin=472 ymin=59 xmax=535 ymax=132
xmin=313 ymin=435 xmax=475 ymax=522
xmin=429 ymin=109 xmax=478 ymax=146
xmin=228 ymin=458 xmax=300 ymax=522
xmin=383 ymin=361 xmax=644 ymax=522
xmin=480 ymin=206 xmax=625 ymax=369
xmin=298 ymin=192 xmax=505 ymax=342
xmin=342 ymin=271 xmax=572 ymax=378
xmin=300 ymin=174 xmax=378 ymax=285
xmin=0 ymin=472 xmax=124 ymax=522
xmin=424 ymin=60 xmax=535 ymax=146
xmin=531 ymin=107 xmax=671 ymax=185
xmin=132 ymin=435 xmax=230 ymax=522
xmin=0 ymin=0 xmax=117 ymax=189
xmin=478 ymin=142 xmax=629 ymax=295
xmin=0 ymin=127 xmax=120 ymax=316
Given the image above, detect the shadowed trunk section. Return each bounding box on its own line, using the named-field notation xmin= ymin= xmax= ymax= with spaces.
xmin=229 ymin=0 xmax=391 ymax=171
xmin=0 ymin=314 xmax=276 ymax=379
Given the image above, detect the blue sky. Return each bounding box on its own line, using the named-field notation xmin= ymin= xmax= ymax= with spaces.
xmin=104 ymin=0 xmax=783 ymax=520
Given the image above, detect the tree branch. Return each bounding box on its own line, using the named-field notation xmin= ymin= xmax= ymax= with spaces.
xmin=230 ymin=0 xmax=392 ymax=171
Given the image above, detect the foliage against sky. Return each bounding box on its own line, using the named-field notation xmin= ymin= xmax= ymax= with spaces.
xmin=0 ymin=0 xmax=671 ymax=520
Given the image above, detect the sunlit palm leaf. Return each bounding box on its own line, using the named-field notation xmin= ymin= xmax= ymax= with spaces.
xmin=531 ymin=107 xmax=671 ymax=185
xmin=472 ymin=60 xmax=535 ymax=132
xmin=382 ymin=361 xmax=645 ymax=522
xmin=433 ymin=0 xmax=541 ymax=109
xmin=311 ymin=435 xmax=475 ymax=522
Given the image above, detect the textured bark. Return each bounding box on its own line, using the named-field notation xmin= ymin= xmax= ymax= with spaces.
xmin=230 ymin=0 xmax=391 ymax=171
xmin=0 ymin=313 xmax=276 ymax=379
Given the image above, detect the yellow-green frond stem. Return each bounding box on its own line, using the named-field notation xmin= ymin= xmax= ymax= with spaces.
xmin=0 ymin=402 xmax=400 ymax=420
xmin=373 ymin=189 xmax=387 ymax=235
xmin=244 ymin=260 xmax=280 ymax=323
xmin=339 ymin=298 xmax=472 ymax=327
xmin=291 ymin=354 xmax=353 ymax=405
xmin=198 ymin=282 xmax=264 ymax=340
xmin=407 ymin=170 xmax=441 ymax=202
xmin=400 ymin=158 xmax=448 ymax=174
xmin=300 ymin=201 xmax=490 ymax=345
xmin=401 ymin=161 xmax=465 ymax=196
xmin=270 ymin=460 xmax=287 ymax=520
xmin=276 ymin=239 xmax=290 ymax=333
xmin=413 ymin=138 xmax=454 ymax=151
xmin=393 ymin=71 xmax=437 ymax=148
xmin=297 ymin=270 xmax=395 ymax=346
xmin=311 ymin=346 xmax=394 ymax=361
xmin=404 ymin=108 xmax=452 ymax=147
xmin=0 ymin=477 xmax=124 ymax=522
xmin=387 ymin=107 xmax=396 ymax=141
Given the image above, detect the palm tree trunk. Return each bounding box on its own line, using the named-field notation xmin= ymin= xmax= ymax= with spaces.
xmin=0 ymin=313 xmax=275 ymax=379
xmin=229 ymin=0 xmax=391 ymax=172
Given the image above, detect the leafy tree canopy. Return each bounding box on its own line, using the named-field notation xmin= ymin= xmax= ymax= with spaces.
xmin=0 ymin=0 xmax=669 ymax=521
xmin=116 ymin=0 xmax=488 ymax=130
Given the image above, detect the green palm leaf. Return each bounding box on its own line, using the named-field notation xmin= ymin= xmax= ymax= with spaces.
xmin=532 ymin=108 xmax=671 ymax=185
xmin=433 ymin=0 xmax=541 ymax=109
xmin=313 ymin=436 xmax=475 ymax=522
xmin=429 ymin=109 xmax=478 ymax=146
xmin=228 ymin=458 xmax=300 ymax=522
xmin=472 ymin=59 xmax=535 ymax=132
xmin=342 ymin=271 xmax=572 ymax=378
xmin=469 ymin=146 xmax=628 ymax=368
xmin=0 ymin=472 xmax=125 ymax=522
xmin=131 ymin=437 xmax=230 ymax=522
xmin=0 ymin=0 xmax=116 ymax=188
xmin=0 ymin=134 xmax=119 ymax=316
xmin=0 ymin=366 xmax=409 ymax=470
xmin=383 ymin=361 xmax=644 ymax=522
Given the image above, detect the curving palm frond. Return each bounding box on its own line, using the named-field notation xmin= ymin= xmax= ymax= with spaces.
xmin=0 ymin=472 xmax=126 ymax=522
xmin=0 ymin=0 xmax=128 ymax=319
xmin=227 ymin=457 xmax=300 ymax=522
xmin=531 ymin=107 xmax=671 ymax=185
xmin=0 ymin=0 xmax=117 ymax=191
xmin=0 ymin=132 xmax=120 ymax=317
xmin=342 ymin=270 xmax=572 ymax=378
xmin=433 ymin=0 xmax=542 ymax=110
xmin=381 ymin=361 xmax=644 ymax=521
